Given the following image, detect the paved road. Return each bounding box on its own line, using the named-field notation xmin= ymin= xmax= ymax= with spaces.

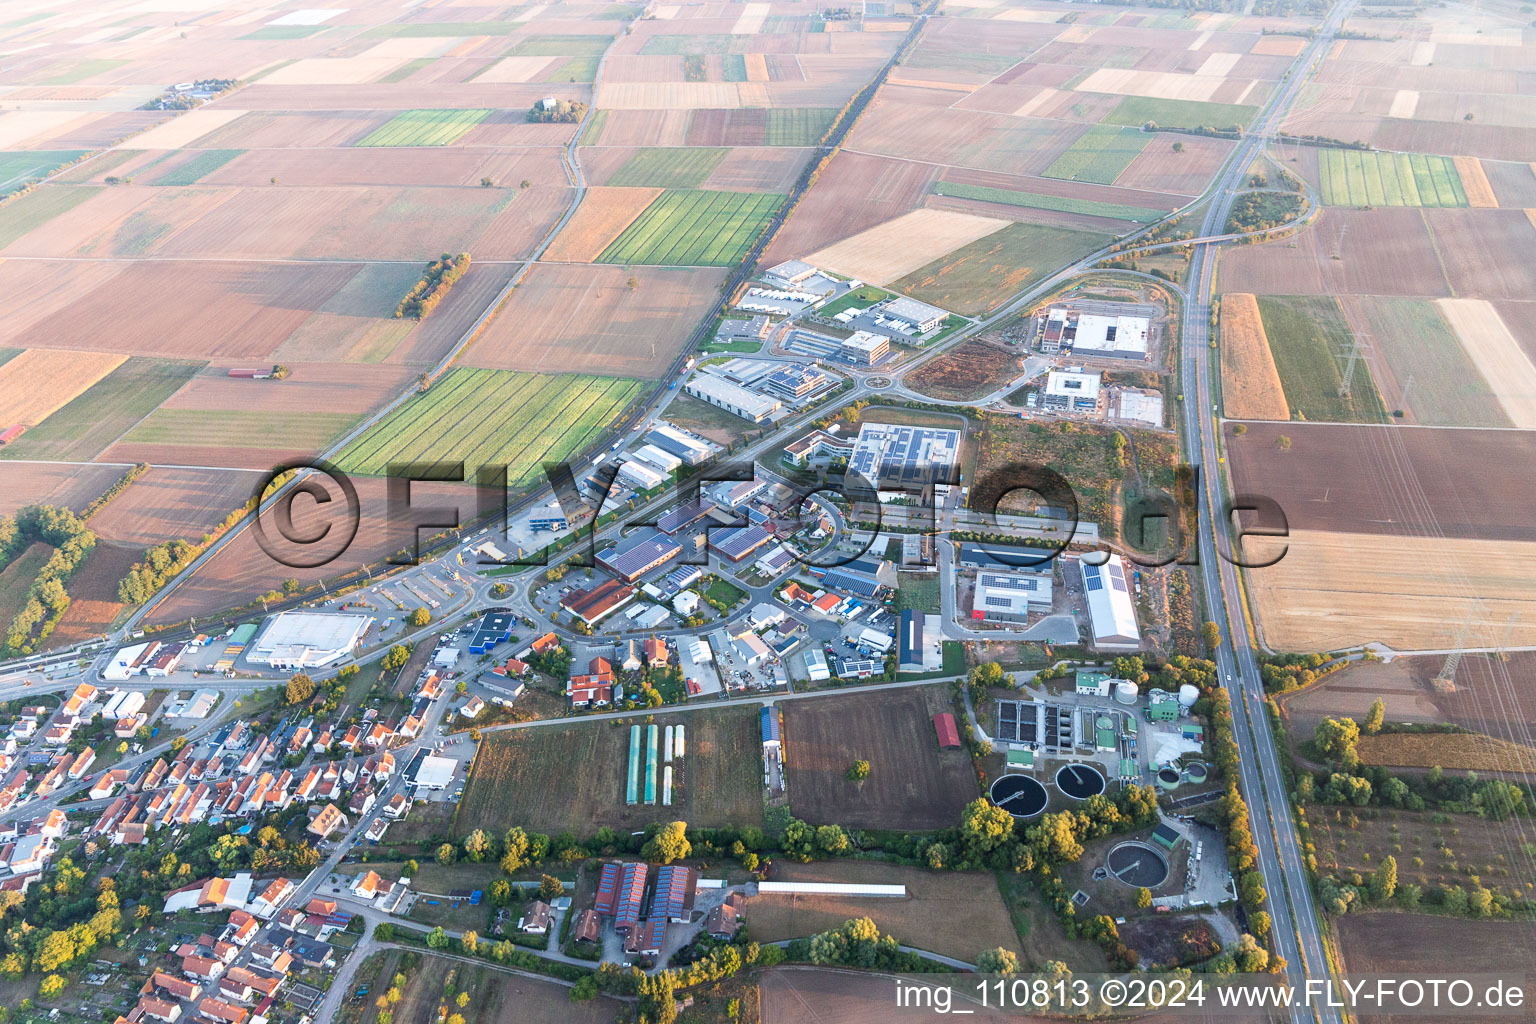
xmin=1178 ymin=1 xmax=1356 ymax=1018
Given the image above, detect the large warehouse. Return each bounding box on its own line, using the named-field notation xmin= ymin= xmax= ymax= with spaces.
xmin=972 ymin=569 xmax=1054 ymax=622
xmin=684 ymin=374 xmax=781 ymax=423
xmin=849 ymin=422 xmax=962 ymax=490
xmin=598 ymin=536 xmax=682 ymax=583
xmin=247 ymin=611 xmax=372 ymax=669
xmin=1079 ymin=554 xmax=1141 ymax=650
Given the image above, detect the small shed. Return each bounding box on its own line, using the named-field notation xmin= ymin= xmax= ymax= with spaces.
xmin=932 ymin=713 xmax=960 ymax=749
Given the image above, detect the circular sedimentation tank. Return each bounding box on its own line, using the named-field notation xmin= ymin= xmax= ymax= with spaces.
xmin=990 ymin=773 xmax=1048 ymax=818
xmin=1107 ymin=841 xmax=1170 ymax=888
xmin=1055 ymin=762 xmax=1106 ymax=800
xmin=1184 ymin=762 xmax=1208 ymax=783
xmin=1157 ymin=766 xmax=1182 ymax=791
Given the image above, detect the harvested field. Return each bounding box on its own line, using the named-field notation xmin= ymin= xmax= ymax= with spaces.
xmin=1218 ymin=293 xmax=1288 ymax=420
xmin=848 ymin=99 xmax=1083 ymax=176
xmin=0 ymin=260 xmax=361 ymax=360
xmin=0 ymin=462 xmax=120 ymax=516
xmin=1113 ymin=133 xmax=1234 ymax=194
xmin=598 ymin=81 xmax=750 ymax=108
xmin=605 ymin=147 xmax=727 ymax=188
xmin=1317 ymin=149 xmax=1467 ymax=207
xmin=905 ymin=339 xmax=1022 ymax=401
xmin=0 ymin=187 xmax=100 ymax=249
xmin=198 ymin=146 xmax=567 ymax=189
xmin=784 ymin=686 xmax=977 ymax=830
xmin=1453 ymin=156 xmax=1498 ymax=208
xmin=0 ymin=357 xmax=203 ymax=462
xmin=1339 ymin=296 xmax=1509 ymax=428
xmin=1079 ymin=68 xmax=1228 ymax=103
xmin=334 ymin=368 xmax=645 ymax=485
xmin=1483 ymin=159 xmax=1536 ymax=208
xmin=385 ymin=261 xmax=521 ymax=366
xmin=0 ymin=543 xmax=53 ymax=632
xmin=893 ymin=221 xmax=1113 ymax=317
xmin=1423 ymin=208 xmax=1536 ymax=301
xmin=463 ymin=263 xmax=721 ymax=378
xmin=116 ymin=409 xmax=358 ymax=461
xmin=1357 ymin=732 xmax=1536 ymax=773
xmin=1218 ymin=209 xmax=1450 ymax=298
xmin=356 ymin=108 xmax=491 ymax=147
xmin=543 ymin=186 xmax=662 ymax=262
xmin=1245 ymin=529 xmax=1536 ymax=651
xmin=1251 ymin=35 xmax=1306 ymax=56
xmin=761 ymin=151 xmax=938 ymax=264
xmin=456 ymin=706 xmax=764 ymax=835
xmin=0 ymin=349 xmax=126 ymax=428
xmin=1103 ymin=95 xmax=1258 ymax=130
xmin=87 ymin=467 xmax=258 ymax=547
xmin=701 ymin=146 xmax=809 ymax=193
xmin=750 ymin=862 xmax=1020 ymax=963
xmin=1336 ymin=914 xmax=1536 ymax=1022
xmin=1435 ymin=298 xmax=1536 ymax=427
xmin=761 ymin=969 xmax=1087 ymax=1024
xmin=46 ymin=540 xmax=141 ymax=647
xmin=1253 ymin=295 xmax=1385 ymax=423
xmin=353 ymin=951 xmax=623 ymax=1024
xmin=121 ymin=109 xmax=246 ymax=149
xmin=1042 ymin=124 xmax=1150 ymax=185
xmin=807 ymin=208 xmax=1009 ymax=285
xmin=1224 ymin=421 xmax=1536 ymax=543
xmin=597 ymin=188 xmax=781 ymax=266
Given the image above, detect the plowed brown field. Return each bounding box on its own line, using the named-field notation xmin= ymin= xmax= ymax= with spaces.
xmin=543 ymin=186 xmax=662 ymax=262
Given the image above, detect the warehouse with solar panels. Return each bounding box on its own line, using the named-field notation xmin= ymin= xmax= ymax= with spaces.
xmin=1079 ymin=554 xmax=1141 ymax=650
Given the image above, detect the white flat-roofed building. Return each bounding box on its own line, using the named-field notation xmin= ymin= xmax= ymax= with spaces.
xmin=684 ymin=374 xmax=782 ymax=423
xmin=1071 ymin=314 xmax=1150 ymax=360
xmin=803 ymin=648 xmax=830 ymax=681
xmin=840 ymin=330 xmax=889 ymax=366
xmin=1115 ymin=390 xmax=1164 ymax=427
xmin=1043 ymin=370 xmax=1102 ymax=412
xmin=880 ymin=296 xmax=948 ymax=334
xmin=764 ymin=259 xmax=818 ymax=288
xmin=849 ymin=422 xmax=961 ymax=490
xmin=617 ymin=459 xmax=668 ymax=492
xmin=973 ymin=569 xmax=1054 ymax=622
xmin=632 ymin=444 xmax=682 ymax=474
xmin=1079 ymin=554 xmax=1141 ymax=650
xmin=647 ymin=424 xmax=713 ymax=465
xmin=408 ymin=754 xmax=457 ymax=791
xmin=248 ymin=611 xmax=372 ymax=669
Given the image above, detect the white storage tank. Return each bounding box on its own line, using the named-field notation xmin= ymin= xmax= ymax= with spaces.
xmin=1178 ymin=684 xmax=1200 ymax=707
xmin=1115 ymin=680 xmax=1139 ymax=705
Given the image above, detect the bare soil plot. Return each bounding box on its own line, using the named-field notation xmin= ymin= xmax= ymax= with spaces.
xmin=199 ymin=146 xmax=567 ymax=188
xmin=87 ymin=466 xmax=259 ymax=547
xmin=761 ymin=150 xmax=938 ymax=265
xmin=1218 ymin=293 xmax=1288 ymax=420
xmin=0 ymin=462 xmax=119 ymax=516
xmin=0 ymin=349 xmax=126 ymax=427
xmin=1113 ymin=133 xmax=1234 ymax=194
xmin=189 ymin=111 xmax=387 ymax=149
xmin=701 ymin=145 xmax=809 ymax=193
xmin=761 ymin=969 xmax=1101 ymax=1024
xmin=385 ymin=261 xmax=521 ymax=366
xmin=1245 ymin=529 xmax=1536 ymax=651
xmin=542 ymin=186 xmax=662 ymax=262
xmin=456 ymin=706 xmax=764 ymax=835
xmin=1337 ymin=915 xmax=1536 ymax=1019
xmin=2 ymin=186 xmax=237 ymax=259
xmin=807 ymin=208 xmax=1010 ymax=285
xmin=0 ymin=260 xmax=359 ymax=360
xmin=462 ymin=263 xmax=722 ymax=378
xmin=47 ymin=540 xmax=141 ymax=648
xmin=1224 ymin=421 xmax=1536 ymax=543
xmin=1373 ymin=117 xmax=1536 ymax=164
xmin=1423 ymin=208 xmax=1536 ymax=301
xmin=465 ymin=184 xmax=572 ymax=261
xmin=1482 ymin=159 xmax=1536 ymax=208
xmin=1251 ymin=35 xmax=1306 ymax=56
xmin=905 ymin=338 xmax=1022 ymax=401
xmin=783 ymin=686 xmax=978 ymax=830
xmin=142 ymin=476 xmax=486 ymax=625
xmin=1435 ymin=298 xmax=1536 ymax=427
xmin=848 ymin=98 xmax=1084 ymax=176
xmin=1454 ymin=156 xmax=1499 ymax=207
xmin=1217 ymin=208 xmax=1451 ymax=297
xmin=751 ymin=861 xmax=1019 ymax=962
xmin=592 ymin=109 xmax=693 ymax=147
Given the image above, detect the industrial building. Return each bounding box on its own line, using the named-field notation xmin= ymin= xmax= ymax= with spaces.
xmin=759 ymin=364 xmax=837 ymax=403
xmin=1039 ymin=303 xmax=1152 ymax=360
xmin=1079 ymin=554 xmax=1141 ymax=650
xmin=561 ymin=580 xmax=636 ymax=626
xmin=616 ymin=459 xmax=668 ymax=492
xmin=897 ymin=609 xmax=924 ymax=672
xmin=763 ymin=259 xmax=818 ymax=289
xmin=957 ymin=541 xmax=1055 ymax=571
xmin=646 ymin=424 xmax=713 ymax=466
xmin=784 ymin=429 xmax=854 ymax=467
xmin=709 ymin=524 xmax=773 ymax=562
xmin=849 ymin=422 xmax=962 ymax=490
xmin=840 ymin=330 xmax=890 ymax=366
xmin=972 ymin=569 xmax=1054 ymax=622
xmin=632 ymin=444 xmax=682 ymax=474
xmin=528 ymin=498 xmax=591 ymax=533
xmin=1042 ymin=370 xmax=1102 ymax=412
xmin=683 ymin=374 xmax=782 ymax=423
xmin=468 ymin=609 xmax=515 ymax=653
xmin=657 ymin=499 xmax=712 ymax=535
xmin=879 ymin=296 xmax=948 ymax=334
xmin=247 ymin=612 xmax=372 ymax=669
xmin=406 ymin=753 xmax=457 ymax=791
xmin=598 ymin=536 xmax=682 ymax=582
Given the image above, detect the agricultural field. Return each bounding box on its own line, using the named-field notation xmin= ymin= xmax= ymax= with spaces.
xmin=1042 ymin=125 xmax=1150 ymax=186
xmin=1218 ymin=293 xmax=1289 ymax=421
xmin=893 ymin=222 xmax=1114 ymax=316
xmin=597 ymin=189 xmax=781 ymax=266
xmin=1311 ymin=808 xmax=1532 ymax=903
xmin=47 ymin=540 xmax=141 ymax=647
xmin=544 ymin=186 xmax=663 ymax=262
xmin=1252 ymin=295 xmax=1387 ymax=423
xmin=335 ymin=369 xmax=644 ymax=485
xmin=1356 ymin=732 xmax=1536 ymax=773
xmin=1103 ymin=96 xmax=1258 ymax=131
xmin=0 ymin=544 xmax=55 ymax=635
xmin=0 ymin=463 xmax=122 ymax=517
xmin=1317 ymin=149 xmax=1468 ymax=208
xmin=606 ymin=147 xmax=728 ymax=188
xmin=456 ymin=706 xmax=763 ymax=835
xmin=0 ymin=349 xmax=126 ymax=428
xmin=0 ymin=150 xmax=85 ymax=196
xmin=749 ymin=861 xmax=1022 ymax=962
xmin=931 ymin=181 xmax=1165 ymax=223
xmin=118 ymin=409 xmax=356 ymax=459
xmin=352 ymin=951 xmax=622 ymax=1024
xmin=809 ymin=209 xmax=1010 ymax=287
xmin=1435 ymin=298 xmax=1536 ymax=428
xmin=1336 ymin=914 xmax=1536 ymax=1012
xmin=905 ymin=338 xmax=1023 ymax=401
xmin=1219 ymin=208 xmax=1452 ymax=297
xmin=783 ymin=687 xmax=977 ymax=830
xmin=760 ymin=151 xmax=938 ymax=263
xmin=356 ymin=109 xmax=492 ymax=147
xmin=0 ymin=187 xmax=99 ymax=249
xmin=146 ymin=150 xmax=243 ymax=187
xmin=0 ymin=358 xmax=204 ymax=462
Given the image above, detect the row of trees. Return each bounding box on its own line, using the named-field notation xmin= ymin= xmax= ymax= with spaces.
xmin=396 ymin=253 xmax=471 ymax=320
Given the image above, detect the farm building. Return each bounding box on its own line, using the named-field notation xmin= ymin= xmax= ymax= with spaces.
xmin=933 ymin=713 xmax=961 ymax=749
xmin=650 ymin=865 xmax=698 ymax=922
xmin=561 ymin=580 xmax=636 ymax=626
xmin=784 ymin=429 xmax=855 ymax=467
xmin=684 ymin=374 xmax=781 ymax=423
xmin=761 ymin=707 xmax=781 ymax=750
xmin=598 ymin=536 xmax=682 ymax=583
xmin=646 ymin=424 xmax=713 ymax=465
xmin=850 ymin=423 xmax=962 ymax=490
xmin=1079 ymin=555 xmax=1141 ymax=650
xmin=1042 ymin=370 xmax=1102 ymax=412
xmin=468 ymin=609 xmax=515 ymax=653
xmin=957 ymin=541 xmax=1054 ymax=571
xmin=840 ymin=330 xmax=890 ymax=366
xmin=0 ymin=425 xmax=23 ymax=446
xmin=247 ymin=612 xmax=371 ymax=669
xmin=880 ymin=296 xmax=948 ymax=334
xmin=972 ymin=569 xmax=1054 ymax=622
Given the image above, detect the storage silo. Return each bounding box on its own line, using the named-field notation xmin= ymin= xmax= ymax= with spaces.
xmin=1178 ymin=684 xmax=1200 ymax=708
xmin=1115 ymin=680 xmax=1139 ymax=705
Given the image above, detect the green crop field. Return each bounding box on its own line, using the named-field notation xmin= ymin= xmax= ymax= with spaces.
xmin=893 ymin=222 xmax=1113 ymax=316
xmin=723 ymin=54 xmax=748 ymax=82
xmin=764 ymin=108 xmax=837 ymax=146
xmin=1351 ymin=297 xmax=1509 ymax=427
xmin=334 ymin=369 xmax=645 ymax=484
xmin=1104 ymin=96 xmax=1259 ymax=131
xmin=37 ymin=59 xmax=128 ymax=85
xmin=378 ymin=58 xmax=432 ymax=83
xmin=817 ymin=285 xmax=894 ymax=317
xmin=0 ymin=349 xmax=18 ymax=369
xmin=355 ymin=109 xmax=491 ymax=147
xmin=642 ymin=34 xmax=756 ymax=54
xmin=148 ymin=149 xmax=244 ymax=186
xmin=1042 ymin=124 xmax=1150 ymax=185
xmin=579 ymin=109 xmax=609 ymax=145
xmin=932 ymin=180 xmax=1165 ymax=222
xmin=597 ymin=189 xmax=781 ymax=266
xmin=123 ymin=409 xmax=359 ymax=451
xmin=553 ymin=55 xmax=600 ymax=82
xmin=606 ymin=147 xmax=727 ymax=189
xmin=1254 ymin=296 xmax=1388 ymax=423
xmin=0 ymin=358 xmax=205 ymax=462
xmin=1316 ymin=149 xmax=1467 ymax=207
xmin=0 ymin=186 xmax=98 ymax=247
xmin=508 ymin=33 xmax=612 ymax=56
xmin=240 ymin=25 xmax=330 ymax=40
xmin=0 ymin=150 xmax=86 ymax=196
